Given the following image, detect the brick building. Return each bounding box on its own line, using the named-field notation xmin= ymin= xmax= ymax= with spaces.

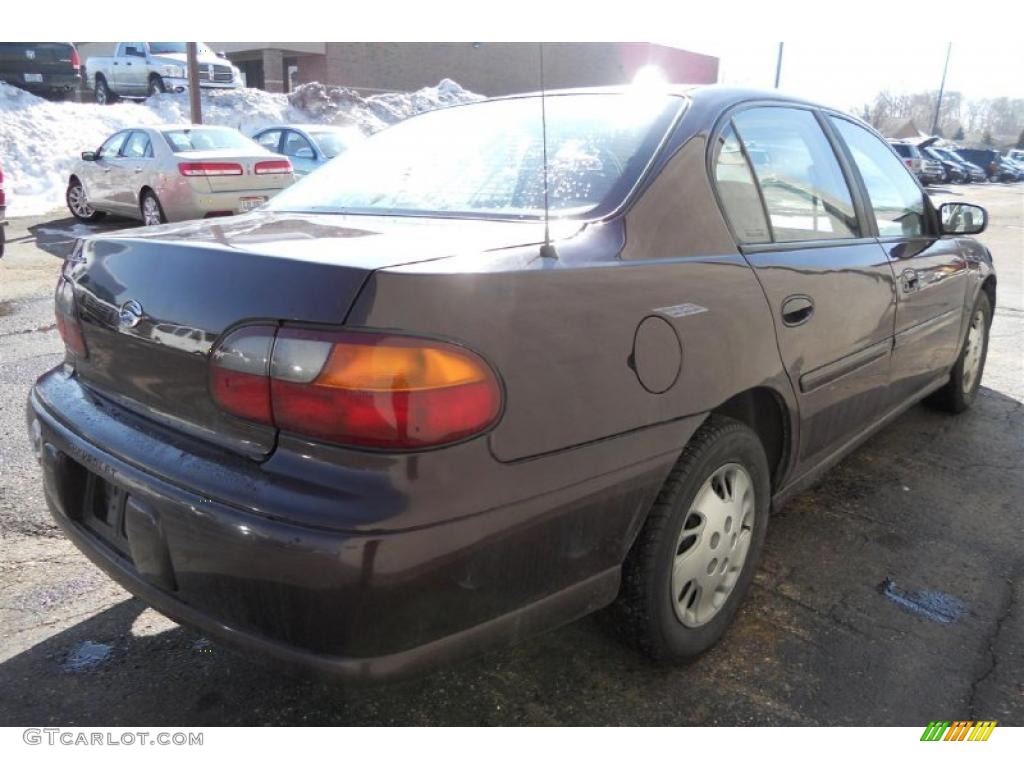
xmin=208 ymin=42 xmax=718 ymax=96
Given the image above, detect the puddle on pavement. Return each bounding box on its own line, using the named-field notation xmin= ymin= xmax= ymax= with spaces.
xmin=878 ymin=578 xmax=968 ymax=624
xmin=61 ymin=641 xmax=113 ymax=672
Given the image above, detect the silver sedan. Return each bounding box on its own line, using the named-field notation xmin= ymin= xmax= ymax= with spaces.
xmin=66 ymin=125 xmax=295 ymax=225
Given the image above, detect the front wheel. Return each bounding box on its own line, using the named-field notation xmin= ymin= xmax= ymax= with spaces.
xmin=611 ymin=415 xmax=770 ymax=661
xmin=148 ymin=75 xmax=166 ymax=97
xmin=66 ymin=179 xmax=105 ymax=222
xmin=927 ymin=291 xmax=992 ymax=413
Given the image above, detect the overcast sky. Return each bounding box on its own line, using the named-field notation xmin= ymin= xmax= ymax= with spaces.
xmin=668 ymin=41 xmax=1024 ymax=110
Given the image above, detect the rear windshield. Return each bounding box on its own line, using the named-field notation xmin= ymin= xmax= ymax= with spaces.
xmin=162 ymin=127 xmax=258 ymax=153
xmin=267 ymin=93 xmax=683 ymax=220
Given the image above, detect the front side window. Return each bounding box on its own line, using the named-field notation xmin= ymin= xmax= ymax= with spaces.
xmin=255 ymin=130 xmax=282 ymax=153
xmin=713 ymin=123 xmax=770 ymax=243
xmin=830 ymin=118 xmax=926 ymax=238
xmin=732 ymin=107 xmax=858 ymax=242
xmin=267 ymin=93 xmax=683 ymax=220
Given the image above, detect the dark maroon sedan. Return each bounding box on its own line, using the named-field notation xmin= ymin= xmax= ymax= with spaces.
xmin=28 ymin=86 xmax=995 ymax=680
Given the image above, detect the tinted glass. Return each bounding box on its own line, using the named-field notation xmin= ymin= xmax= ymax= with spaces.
xmin=732 ymin=107 xmax=858 ymax=242
xmin=831 ymin=118 xmax=926 ymax=238
xmin=309 ymin=129 xmax=364 ymax=159
xmin=122 ymin=131 xmax=152 ymax=159
xmin=98 ymin=132 xmax=127 ymax=158
xmin=267 ymin=94 xmax=682 ymax=219
xmin=713 ymin=122 xmax=770 ymax=243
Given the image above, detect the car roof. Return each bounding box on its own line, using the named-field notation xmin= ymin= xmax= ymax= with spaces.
xmin=487 ymin=83 xmax=831 ymax=109
xmin=255 ymin=124 xmax=360 ymax=133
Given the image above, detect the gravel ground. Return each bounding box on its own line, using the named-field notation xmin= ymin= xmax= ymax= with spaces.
xmin=0 ymin=185 xmax=1021 ymax=726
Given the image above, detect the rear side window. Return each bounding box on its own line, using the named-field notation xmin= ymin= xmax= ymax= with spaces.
xmin=256 ymin=130 xmax=282 ymax=153
xmin=830 ymin=118 xmax=926 ymax=238
xmin=122 ymin=131 xmax=153 ymax=159
xmin=732 ymin=107 xmax=858 ymax=242
xmin=713 ymin=123 xmax=770 ymax=243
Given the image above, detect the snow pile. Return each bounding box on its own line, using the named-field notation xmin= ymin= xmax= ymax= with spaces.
xmin=0 ymin=79 xmax=482 ymax=217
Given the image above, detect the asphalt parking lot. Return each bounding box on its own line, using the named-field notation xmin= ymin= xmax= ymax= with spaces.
xmin=1 ymin=184 xmax=1021 ymax=726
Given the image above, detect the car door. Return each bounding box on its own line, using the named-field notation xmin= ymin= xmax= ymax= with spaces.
xmin=88 ymin=131 xmax=129 ymax=209
xmin=120 ymin=43 xmax=147 ymax=95
xmin=116 ymin=130 xmax=155 ymax=211
xmin=281 ymin=130 xmax=318 ymax=176
xmin=715 ymin=105 xmax=898 ymax=473
xmin=828 ymin=117 xmax=969 ymax=402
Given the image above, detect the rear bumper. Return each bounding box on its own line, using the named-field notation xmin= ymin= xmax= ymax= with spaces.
xmin=29 ymin=367 xmax=687 ymax=680
xmin=160 ymin=184 xmax=290 ymax=221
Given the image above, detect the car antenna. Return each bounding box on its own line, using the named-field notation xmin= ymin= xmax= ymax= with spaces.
xmin=538 ymin=42 xmax=558 ymax=259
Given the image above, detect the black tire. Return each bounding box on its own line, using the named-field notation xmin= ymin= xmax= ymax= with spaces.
xmin=94 ymin=76 xmax=116 ymax=105
xmin=610 ymin=415 xmax=771 ymax=661
xmin=148 ymin=75 xmax=166 ymax=96
xmin=140 ymin=190 xmax=167 ymax=226
xmin=927 ymin=290 xmax=992 ymax=414
xmin=65 ymin=178 xmax=105 ymax=223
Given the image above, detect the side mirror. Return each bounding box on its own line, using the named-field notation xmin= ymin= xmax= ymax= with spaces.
xmin=81 ymin=151 xmax=97 ymax=161
xmin=939 ymin=202 xmax=987 ymax=236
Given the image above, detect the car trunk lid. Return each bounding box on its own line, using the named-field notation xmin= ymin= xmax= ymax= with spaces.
xmin=66 ymin=211 xmax=555 ymax=459
xmin=173 ymin=149 xmax=292 ymax=193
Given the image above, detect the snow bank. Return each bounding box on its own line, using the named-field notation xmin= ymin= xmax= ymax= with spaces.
xmin=0 ymin=79 xmax=482 ymax=217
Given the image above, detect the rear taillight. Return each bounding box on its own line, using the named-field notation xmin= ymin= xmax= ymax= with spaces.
xmin=178 ymin=162 xmax=244 ymax=177
xmin=210 ymin=326 xmax=502 ymax=449
xmin=70 ymin=48 xmax=81 ymax=70
xmin=254 ymin=159 xmax=292 ymax=175
xmin=54 ymin=278 xmax=87 ymax=357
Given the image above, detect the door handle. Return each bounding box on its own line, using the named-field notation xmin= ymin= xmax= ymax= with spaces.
xmin=781 ymin=295 xmax=814 ymax=326
xmin=901 ymin=268 xmax=920 ymax=292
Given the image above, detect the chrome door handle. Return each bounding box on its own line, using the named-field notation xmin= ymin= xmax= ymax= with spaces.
xmin=781 ymin=295 xmax=815 ymax=326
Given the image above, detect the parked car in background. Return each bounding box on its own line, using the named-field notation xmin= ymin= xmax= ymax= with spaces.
xmin=941 ymin=148 xmax=988 ymax=183
xmin=954 ymin=148 xmax=1018 ymax=183
xmin=889 ymin=141 xmax=943 ymax=185
xmin=253 ymin=125 xmax=366 ymax=176
xmin=1005 ymin=149 xmax=1024 ymax=165
xmin=66 ymin=125 xmax=294 ymax=225
xmin=0 ymin=160 xmax=6 ymax=257
xmin=86 ymin=43 xmax=243 ymax=104
xmin=0 ymin=42 xmax=82 ymax=100
xmin=923 ymin=147 xmax=967 ymax=184
xmin=32 ymin=87 xmax=996 ymax=680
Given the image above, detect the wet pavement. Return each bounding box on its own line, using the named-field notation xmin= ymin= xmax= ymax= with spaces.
xmin=0 ymin=186 xmax=1021 ymax=725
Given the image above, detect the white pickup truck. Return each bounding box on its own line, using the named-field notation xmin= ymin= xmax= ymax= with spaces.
xmin=86 ymin=42 xmax=243 ymax=104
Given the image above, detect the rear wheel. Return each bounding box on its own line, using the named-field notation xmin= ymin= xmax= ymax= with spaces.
xmin=94 ymin=76 xmax=116 ymax=105
xmin=928 ymin=291 xmax=991 ymax=413
xmin=140 ymin=190 xmax=167 ymax=226
xmin=66 ymin=178 xmax=105 ymax=222
xmin=611 ymin=415 xmax=770 ymax=661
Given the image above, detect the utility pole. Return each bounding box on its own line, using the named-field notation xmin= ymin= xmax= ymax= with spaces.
xmin=774 ymin=43 xmax=784 ymax=88
xmin=931 ymin=43 xmax=951 ymax=136
xmin=187 ymin=42 xmax=202 ymax=124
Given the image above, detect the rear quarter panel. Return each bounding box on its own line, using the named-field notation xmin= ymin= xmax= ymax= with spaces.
xmin=346 ymin=136 xmax=794 ymax=465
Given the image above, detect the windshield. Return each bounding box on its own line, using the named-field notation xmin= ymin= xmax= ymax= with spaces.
xmin=147 ymin=42 xmax=211 ymax=55
xmin=310 ymin=129 xmax=365 ymax=159
xmin=267 ymin=93 xmax=682 ymax=219
xmin=162 ymin=127 xmax=259 ymax=153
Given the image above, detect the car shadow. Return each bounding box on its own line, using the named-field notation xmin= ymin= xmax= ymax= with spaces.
xmin=26 ymin=216 xmax=139 ymax=259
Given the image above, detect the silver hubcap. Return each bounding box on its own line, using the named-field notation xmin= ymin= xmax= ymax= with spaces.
xmin=672 ymin=463 xmax=755 ymax=627
xmin=96 ymin=85 xmax=106 ymax=104
xmin=142 ymin=196 xmax=161 ymax=225
xmin=68 ymin=185 xmax=93 ymax=217
xmin=962 ymin=309 xmax=985 ymax=393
